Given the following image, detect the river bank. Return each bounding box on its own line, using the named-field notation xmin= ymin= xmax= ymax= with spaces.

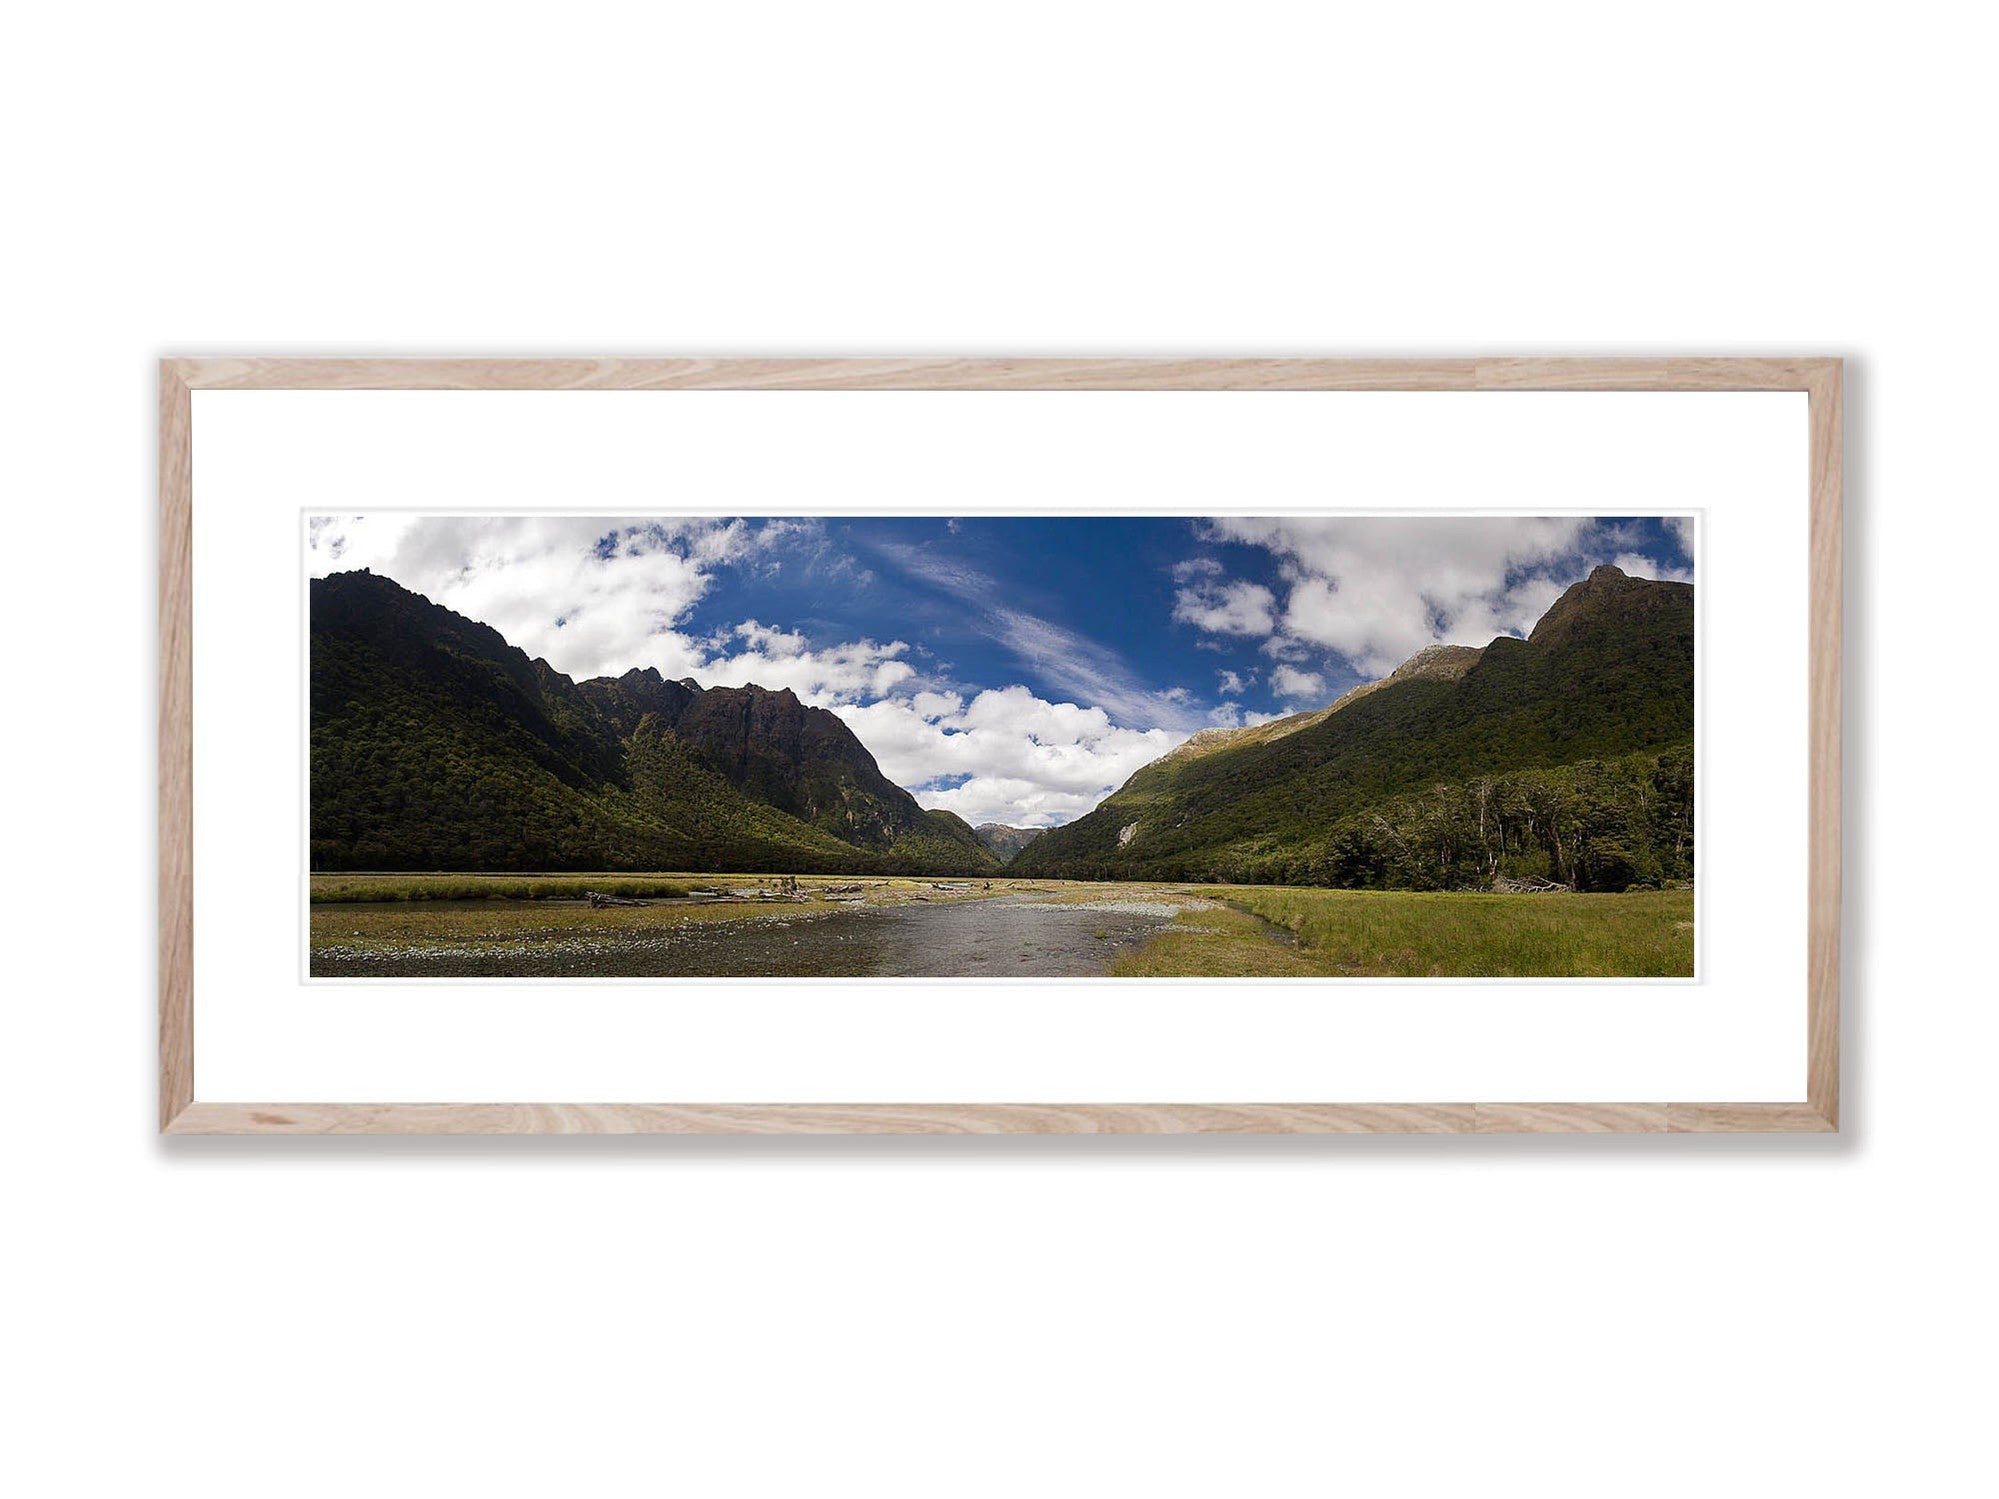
xmin=307 ymin=875 xmax=1694 ymax=979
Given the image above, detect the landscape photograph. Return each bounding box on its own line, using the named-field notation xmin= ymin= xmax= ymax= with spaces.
xmin=307 ymin=514 xmax=1696 ymax=979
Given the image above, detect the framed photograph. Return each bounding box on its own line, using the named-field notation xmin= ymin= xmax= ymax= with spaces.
xmin=159 ymin=357 xmax=1840 ymax=1134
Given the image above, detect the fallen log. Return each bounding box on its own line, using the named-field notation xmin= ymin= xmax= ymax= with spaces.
xmin=586 ymin=891 xmax=648 ymax=908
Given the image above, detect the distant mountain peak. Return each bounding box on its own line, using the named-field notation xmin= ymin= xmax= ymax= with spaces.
xmin=973 ymin=823 xmax=1047 ymax=861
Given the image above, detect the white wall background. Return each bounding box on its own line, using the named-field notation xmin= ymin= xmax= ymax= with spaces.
xmin=3 ymin=4 xmax=1990 ymax=1495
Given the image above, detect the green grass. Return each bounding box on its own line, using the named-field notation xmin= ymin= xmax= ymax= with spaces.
xmin=309 ymin=870 xmax=1005 ymax=905
xmin=312 ymin=897 xmax=828 ymax=949
xmin=1152 ymin=885 xmax=1695 ymax=977
xmin=309 ymin=874 xmax=1694 ymax=978
xmin=1109 ymin=905 xmax=1326 ymax=977
xmin=310 ymin=873 xmax=691 ymax=903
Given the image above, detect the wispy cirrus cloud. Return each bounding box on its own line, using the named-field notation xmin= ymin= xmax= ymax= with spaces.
xmin=869 ymin=537 xmax=1211 ymax=732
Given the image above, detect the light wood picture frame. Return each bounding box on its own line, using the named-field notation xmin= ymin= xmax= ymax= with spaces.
xmin=159 ymin=357 xmax=1841 ymax=1135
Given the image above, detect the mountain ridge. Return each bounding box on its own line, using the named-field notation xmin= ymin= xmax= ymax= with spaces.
xmin=310 ymin=563 xmax=1692 ymax=891
xmin=1010 ymin=566 xmax=1694 ymax=889
xmin=310 ymin=570 xmax=997 ymax=874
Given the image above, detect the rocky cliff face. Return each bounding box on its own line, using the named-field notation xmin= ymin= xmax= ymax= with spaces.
xmin=578 ymin=669 xmax=978 ymax=857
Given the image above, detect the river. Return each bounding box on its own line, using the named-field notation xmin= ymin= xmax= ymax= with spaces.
xmin=310 ymin=894 xmax=1185 ymax=979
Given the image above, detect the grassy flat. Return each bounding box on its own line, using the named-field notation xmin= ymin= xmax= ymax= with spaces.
xmin=1157 ymin=885 xmax=1694 ymax=978
xmin=308 ymin=875 xmax=1693 ymax=978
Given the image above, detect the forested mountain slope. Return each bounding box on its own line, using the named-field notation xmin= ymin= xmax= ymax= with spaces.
xmin=1010 ymin=566 xmax=1694 ymax=890
xmin=309 ymin=570 xmax=998 ymax=875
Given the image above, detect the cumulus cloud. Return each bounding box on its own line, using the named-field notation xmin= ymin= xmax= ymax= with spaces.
xmin=1217 ymin=668 xmax=1250 ymax=695
xmin=309 ymin=515 xmax=925 ymax=708
xmin=1611 ymin=553 xmax=1694 ymax=584
xmin=1172 ymin=576 xmax=1278 ymax=636
xmin=835 ymin=686 xmax=1181 ymax=828
xmin=1268 ymin=664 xmax=1327 ymax=702
xmin=308 ymin=514 xmax=1197 ymax=828
xmin=307 ymin=515 xmax=807 ymax=681
xmin=1207 ymin=702 xmax=1285 ymax=730
xmin=1197 ymin=517 xmax=1692 ymax=681
xmin=700 ymin=620 xmax=917 ymax=703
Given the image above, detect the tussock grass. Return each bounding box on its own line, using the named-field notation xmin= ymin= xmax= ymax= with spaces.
xmin=311 ymin=874 xmax=691 ymax=904
xmin=307 ymin=874 xmax=1694 ymax=979
xmin=1110 ymin=906 xmax=1324 ymax=977
xmin=311 ymin=897 xmax=831 ymax=950
xmin=1207 ymin=885 xmax=1694 ymax=977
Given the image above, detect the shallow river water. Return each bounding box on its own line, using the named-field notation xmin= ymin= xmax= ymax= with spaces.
xmin=311 ymin=895 xmax=1181 ymax=979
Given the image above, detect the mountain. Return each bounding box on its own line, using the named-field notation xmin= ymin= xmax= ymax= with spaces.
xmin=310 ymin=570 xmax=998 ymax=874
xmin=973 ymin=824 xmax=1047 ymax=861
xmin=1160 ymin=643 xmax=1487 ymax=769
xmin=1009 ymin=566 xmax=1695 ymax=891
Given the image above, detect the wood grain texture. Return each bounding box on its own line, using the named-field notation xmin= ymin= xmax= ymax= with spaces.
xmin=168 ymin=1102 xmax=1481 ymax=1135
xmin=170 ymin=355 xmax=1842 ymax=393
xmin=158 ymin=356 xmax=1842 ymax=1135
xmin=1806 ymin=361 xmax=1843 ymax=1127
xmin=159 ymin=362 xmax=193 ymax=1131
xmin=164 ymin=1100 xmax=1837 ymax=1135
xmin=1666 ymin=1103 xmax=1836 ymax=1133
xmin=175 ymin=356 xmax=1485 ymax=391
xmin=1473 ymin=1104 xmax=1670 ymax=1133
xmin=1473 ymin=356 xmax=1837 ymax=391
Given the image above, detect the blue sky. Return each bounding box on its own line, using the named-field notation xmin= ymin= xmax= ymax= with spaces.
xmin=309 ymin=514 xmax=1693 ymax=827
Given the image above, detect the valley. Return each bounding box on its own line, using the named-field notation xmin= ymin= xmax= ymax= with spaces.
xmin=308 ymin=557 xmax=1696 ymax=979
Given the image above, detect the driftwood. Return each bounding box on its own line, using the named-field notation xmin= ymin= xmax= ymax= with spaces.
xmin=586 ymin=891 xmax=648 ymax=908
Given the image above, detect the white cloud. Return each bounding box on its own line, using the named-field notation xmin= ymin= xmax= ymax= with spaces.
xmin=990 ymin=607 xmax=1209 ymax=732
xmin=310 ymin=515 xmax=1197 ymax=828
xmin=1611 ymin=553 xmax=1694 ymax=584
xmin=835 ymin=686 xmax=1184 ymax=828
xmin=308 ymin=515 xmax=797 ymax=681
xmin=1268 ymin=664 xmax=1326 ymax=702
xmin=1203 ymin=516 xmax=1691 ymax=680
xmin=866 ymin=536 xmax=1208 ymax=731
xmin=1172 ymin=576 xmax=1278 ymax=637
xmin=1207 ymin=701 xmax=1285 ymax=730
xmin=1217 ymin=668 xmax=1250 ymax=695
xmin=700 ymin=621 xmax=917 ymax=704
